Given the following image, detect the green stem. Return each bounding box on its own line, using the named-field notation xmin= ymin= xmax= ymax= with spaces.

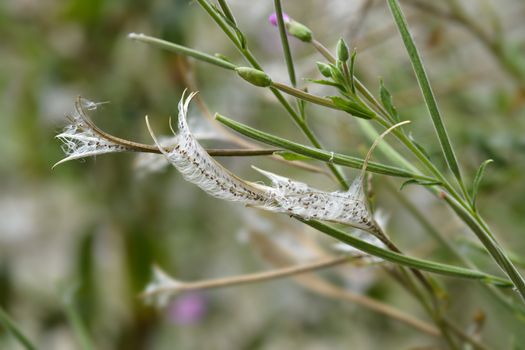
xmin=128 ymin=33 xmax=237 ymax=70
xmin=272 ymin=82 xmax=340 ymax=109
xmin=217 ymin=0 xmax=237 ymax=25
xmin=0 ymin=307 xmax=36 ymax=350
xmin=273 ymin=0 xmax=297 ymax=86
xmin=444 ymin=194 xmax=525 ymax=301
xmin=361 ymin=120 xmax=525 ymax=318
xmin=313 ymin=29 xmax=525 ymax=301
xmin=394 ymin=268 xmax=459 ymax=349
xmin=195 ymin=0 xmax=349 ymax=190
xmin=300 ymin=219 xmax=511 ymax=286
xmin=387 ymin=0 xmax=464 ymax=190
xmin=216 ymin=114 xmax=436 ymax=180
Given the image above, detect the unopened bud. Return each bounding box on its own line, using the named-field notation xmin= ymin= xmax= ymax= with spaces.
xmin=235 ymin=67 xmax=272 ymax=87
xmin=336 ymin=38 xmax=349 ymax=62
xmin=286 ymin=20 xmax=312 ymax=42
xmin=268 ymin=12 xmax=290 ymax=27
xmin=316 ymin=62 xmax=332 ymax=78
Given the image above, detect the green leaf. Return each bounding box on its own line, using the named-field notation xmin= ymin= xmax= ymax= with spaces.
xmin=408 ymin=133 xmax=432 ymax=161
xmin=329 ymin=96 xmax=374 ymax=119
xmin=470 ymin=159 xmax=493 ymax=210
xmin=211 ymin=3 xmax=246 ymax=48
xmin=379 ymin=79 xmax=399 ymax=122
xmin=316 ymin=61 xmax=332 ymax=78
xmin=216 ymin=113 xmax=438 ymax=181
xmin=129 ymin=34 xmax=238 ymax=71
xmin=387 ymin=0 xmax=463 ymax=185
xmin=302 ymin=219 xmax=513 ymax=287
xmin=349 ymin=50 xmax=357 ymax=94
xmin=306 ymin=79 xmax=345 ymax=90
xmin=274 ymin=151 xmax=314 ymax=161
xmin=400 ymin=179 xmax=442 ymax=191
xmin=62 ymin=284 xmax=95 ymax=350
xmin=327 ymin=63 xmax=346 ymax=85
xmin=0 ymin=307 xmax=36 ymax=350
xmin=217 ymin=0 xmax=237 ymax=25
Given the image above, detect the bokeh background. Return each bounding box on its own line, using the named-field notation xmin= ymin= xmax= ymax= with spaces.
xmin=1 ymin=0 xmax=525 ymax=349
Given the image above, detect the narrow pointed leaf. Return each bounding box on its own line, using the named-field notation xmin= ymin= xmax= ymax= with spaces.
xmin=400 ymin=179 xmax=442 ymax=191
xmin=349 ymin=50 xmax=357 ymax=94
xmin=408 ymin=133 xmax=432 ymax=161
xmin=302 ymin=219 xmax=512 ymax=287
xmin=0 ymin=307 xmax=36 ymax=350
xmin=306 ymin=78 xmax=345 ymax=90
xmin=128 ymin=33 xmax=238 ymax=70
xmin=380 ymin=79 xmax=399 ymax=122
xmin=274 ymin=151 xmax=314 ymax=161
xmin=216 ymin=113 xmax=436 ymax=181
xmin=471 ymin=159 xmax=493 ymax=210
xmin=387 ymin=0 xmax=463 ymax=184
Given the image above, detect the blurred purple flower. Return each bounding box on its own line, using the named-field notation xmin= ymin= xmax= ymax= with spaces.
xmin=167 ymin=292 xmax=207 ymax=325
xmin=268 ymin=12 xmax=290 ymax=27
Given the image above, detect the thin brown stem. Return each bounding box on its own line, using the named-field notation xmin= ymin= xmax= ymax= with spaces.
xmin=249 ymin=230 xmax=441 ymax=337
xmin=143 ymin=255 xmax=357 ymax=297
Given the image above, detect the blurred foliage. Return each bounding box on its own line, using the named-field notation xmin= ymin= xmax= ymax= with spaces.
xmin=0 ymin=0 xmax=524 ymax=349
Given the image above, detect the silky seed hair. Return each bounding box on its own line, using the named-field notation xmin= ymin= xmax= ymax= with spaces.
xmin=252 ymin=166 xmax=374 ymax=231
xmin=146 ymin=91 xmax=272 ymax=205
xmin=252 ymin=121 xmax=410 ymax=232
xmin=55 ymin=97 xmax=134 ymax=167
xmin=146 ymin=91 xmax=408 ymax=235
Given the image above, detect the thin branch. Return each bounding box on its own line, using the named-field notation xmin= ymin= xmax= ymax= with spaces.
xmin=174 ymin=57 xmax=333 ymax=177
xmin=143 ymin=255 xmax=358 ymax=297
xmin=249 ymin=230 xmax=441 ymax=337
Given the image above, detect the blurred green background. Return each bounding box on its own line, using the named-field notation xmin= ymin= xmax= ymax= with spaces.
xmin=1 ymin=0 xmax=525 ymax=349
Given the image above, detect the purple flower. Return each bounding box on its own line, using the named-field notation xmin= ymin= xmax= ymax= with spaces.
xmin=268 ymin=12 xmax=290 ymax=27
xmin=166 ymin=292 xmax=207 ymax=325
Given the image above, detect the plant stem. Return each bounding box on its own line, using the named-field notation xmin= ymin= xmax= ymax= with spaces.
xmin=300 ymin=219 xmax=512 ymax=286
xmin=272 ymin=82 xmax=340 ymax=109
xmin=215 ymin=114 xmax=436 ymax=180
xmin=387 ymin=0 xmax=465 ymax=192
xmin=128 ymin=33 xmax=237 ymax=70
xmin=217 ymin=0 xmax=237 ymax=25
xmin=273 ymin=0 xmax=297 ymax=87
xmin=444 ymin=194 xmax=525 ymax=301
xmin=360 ymin=120 xmax=525 ymax=318
xmin=0 ymin=307 xmax=36 ymax=350
xmin=256 ymin=230 xmax=444 ymax=337
xmin=195 ymin=0 xmax=350 ymax=189
xmin=144 ymin=255 xmax=356 ymax=297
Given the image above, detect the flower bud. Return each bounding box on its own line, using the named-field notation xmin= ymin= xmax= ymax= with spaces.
xmin=316 ymin=62 xmax=332 ymax=78
xmin=336 ymin=38 xmax=349 ymax=62
xmin=235 ymin=67 xmax=272 ymax=87
xmin=286 ymin=20 xmax=312 ymax=42
xmin=268 ymin=12 xmax=290 ymax=27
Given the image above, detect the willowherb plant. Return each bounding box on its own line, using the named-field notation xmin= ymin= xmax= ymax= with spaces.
xmin=51 ymin=0 xmax=525 ymax=348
